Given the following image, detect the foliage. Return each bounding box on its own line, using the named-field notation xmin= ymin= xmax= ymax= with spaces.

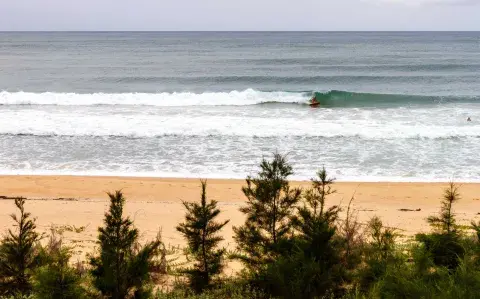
xmin=155 ymin=279 xmax=267 ymax=298
xmin=248 ymin=168 xmax=347 ymax=298
xmin=337 ymin=196 xmax=364 ymax=274
xmin=358 ymin=216 xmax=400 ymax=292
xmin=416 ymin=182 xmax=464 ymax=270
xmin=32 ymin=228 xmax=85 ymax=299
xmin=176 ymin=180 xmax=229 ymax=293
xmin=427 ymin=182 xmax=460 ymax=234
xmin=0 ymin=197 xmax=41 ymax=297
xmin=233 ymin=153 xmax=302 ymax=272
xmin=3 ymin=160 xmax=480 ymax=299
xmin=364 ymin=246 xmax=480 ymax=299
xmin=89 ymin=190 xmax=160 ymax=299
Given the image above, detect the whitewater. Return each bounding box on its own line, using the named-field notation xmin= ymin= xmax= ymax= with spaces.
xmin=1 ymin=32 xmax=480 ymax=181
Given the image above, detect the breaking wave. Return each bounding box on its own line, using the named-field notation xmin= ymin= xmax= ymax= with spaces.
xmin=0 ymin=89 xmax=477 ymax=108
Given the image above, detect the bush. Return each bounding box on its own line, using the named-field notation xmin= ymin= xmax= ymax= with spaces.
xmin=32 ymin=228 xmax=85 ymax=299
xmin=155 ymin=279 xmax=267 ymax=299
xmin=358 ymin=216 xmax=400 ymax=292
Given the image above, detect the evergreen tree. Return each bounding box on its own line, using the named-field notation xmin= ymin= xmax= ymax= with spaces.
xmin=233 ymin=153 xmax=302 ymax=271
xmin=89 ymin=190 xmax=160 ymax=299
xmin=291 ymin=167 xmax=340 ymax=237
xmin=264 ymin=168 xmax=345 ymax=298
xmin=0 ymin=197 xmax=40 ymax=297
xmin=176 ymin=180 xmax=229 ymax=293
xmin=416 ymin=182 xmax=464 ymax=270
xmin=427 ymin=182 xmax=460 ymax=234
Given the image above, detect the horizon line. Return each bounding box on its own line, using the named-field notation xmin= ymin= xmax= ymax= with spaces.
xmin=1 ymin=30 xmax=480 ymax=33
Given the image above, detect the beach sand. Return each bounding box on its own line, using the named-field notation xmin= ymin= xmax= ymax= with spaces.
xmin=1 ymin=175 xmax=480 ymax=265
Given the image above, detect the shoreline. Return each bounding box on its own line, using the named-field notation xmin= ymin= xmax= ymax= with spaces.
xmin=1 ymin=175 xmax=479 ymax=262
xmin=0 ymin=173 xmax=475 ymax=183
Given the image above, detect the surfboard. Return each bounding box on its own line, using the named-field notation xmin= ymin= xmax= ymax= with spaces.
xmin=309 ymin=102 xmax=320 ymax=108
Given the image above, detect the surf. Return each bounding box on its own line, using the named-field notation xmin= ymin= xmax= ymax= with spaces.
xmin=0 ymin=89 xmax=477 ymax=108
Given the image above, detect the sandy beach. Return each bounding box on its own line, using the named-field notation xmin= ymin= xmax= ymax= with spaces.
xmin=1 ymin=175 xmax=479 ymax=263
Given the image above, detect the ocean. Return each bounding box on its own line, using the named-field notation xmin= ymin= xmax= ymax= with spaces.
xmin=1 ymin=31 xmax=480 ymax=181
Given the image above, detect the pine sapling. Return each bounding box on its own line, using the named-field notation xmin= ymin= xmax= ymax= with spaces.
xmin=0 ymin=197 xmax=40 ymax=297
xmin=416 ymin=182 xmax=464 ymax=270
xmin=89 ymin=190 xmax=160 ymax=298
xmin=177 ymin=180 xmax=229 ymax=292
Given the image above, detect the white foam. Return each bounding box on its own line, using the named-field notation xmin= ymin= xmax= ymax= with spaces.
xmin=0 ymin=89 xmax=307 ymax=106
xmin=0 ymin=107 xmax=479 ymax=139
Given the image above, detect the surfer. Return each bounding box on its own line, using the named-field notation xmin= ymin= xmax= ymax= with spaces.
xmin=310 ymin=96 xmax=320 ymax=107
xmin=467 ymin=117 xmax=471 ymax=122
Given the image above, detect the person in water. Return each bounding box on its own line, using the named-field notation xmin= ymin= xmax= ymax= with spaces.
xmin=467 ymin=117 xmax=472 ymax=121
xmin=311 ymin=96 xmax=319 ymax=105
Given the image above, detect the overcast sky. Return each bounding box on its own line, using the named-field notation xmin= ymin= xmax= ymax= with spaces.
xmin=1 ymin=0 xmax=479 ymax=31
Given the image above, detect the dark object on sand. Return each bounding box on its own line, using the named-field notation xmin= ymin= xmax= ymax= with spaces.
xmin=399 ymin=208 xmax=421 ymax=212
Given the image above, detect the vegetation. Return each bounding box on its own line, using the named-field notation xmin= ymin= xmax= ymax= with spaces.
xmin=89 ymin=190 xmax=161 ymax=298
xmin=260 ymin=168 xmax=346 ymax=298
xmin=0 ymin=197 xmax=41 ymax=297
xmin=233 ymin=153 xmax=301 ymax=273
xmin=1 ymin=153 xmax=480 ymax=298
xmin=416 ymin=182 xmax=465 ymax=270
xmin=32 ymin=228 xmax=85 ymax=299
xmin=176 ymin=180 xmax=229 ymax=293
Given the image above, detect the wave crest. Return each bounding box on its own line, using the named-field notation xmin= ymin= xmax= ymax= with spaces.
xmin=0 ymin=89 xmax=477 ymax=107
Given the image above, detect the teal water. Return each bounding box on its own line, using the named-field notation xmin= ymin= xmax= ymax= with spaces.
xmin=0 ymin=32 xmax=479 ymax=181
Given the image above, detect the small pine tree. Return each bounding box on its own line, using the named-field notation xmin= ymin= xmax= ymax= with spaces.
xmin=427 ymin=182 xmax=460 ymax=234
xmin=233 ymin=153 xmax=302 ymax=271
xmin=292 ymin=167 xmax=340 ymax=236
xmin=89 ymin=190 xmax=160 ymax=299
xmin=0 ymin=197 xmax=40 ymax=297
xmin=176 ymin=180 xmax=229 ymax=293
xmin=265 ymin=168 xmax=345 ymax=298
xmin=33 ymin=228 xmax=85 ymax=299
xmin=416 ymin=182 xmax=464 ymax=270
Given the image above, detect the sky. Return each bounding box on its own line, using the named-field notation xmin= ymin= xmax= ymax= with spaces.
xmin=1 ymin=0 xmax=479 ymax=31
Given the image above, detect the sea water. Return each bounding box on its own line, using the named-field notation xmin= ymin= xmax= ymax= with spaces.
xmin=1 ymin=31 xmax=480 ymax=181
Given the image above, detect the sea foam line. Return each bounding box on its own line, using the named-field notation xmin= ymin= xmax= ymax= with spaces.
xmin=0 ymin=89 xmax=307 ymax=107
xmin=0 ymin=168 xmax=476 ymax=183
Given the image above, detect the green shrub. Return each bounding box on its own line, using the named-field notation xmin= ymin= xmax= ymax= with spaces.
xmin=358 ymin=217 xmax=400 ymax=292
xmin=32 ymin=228 xmax=85 ymax=299
xmin=155 ymin=279 xmax=267 ymax=299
